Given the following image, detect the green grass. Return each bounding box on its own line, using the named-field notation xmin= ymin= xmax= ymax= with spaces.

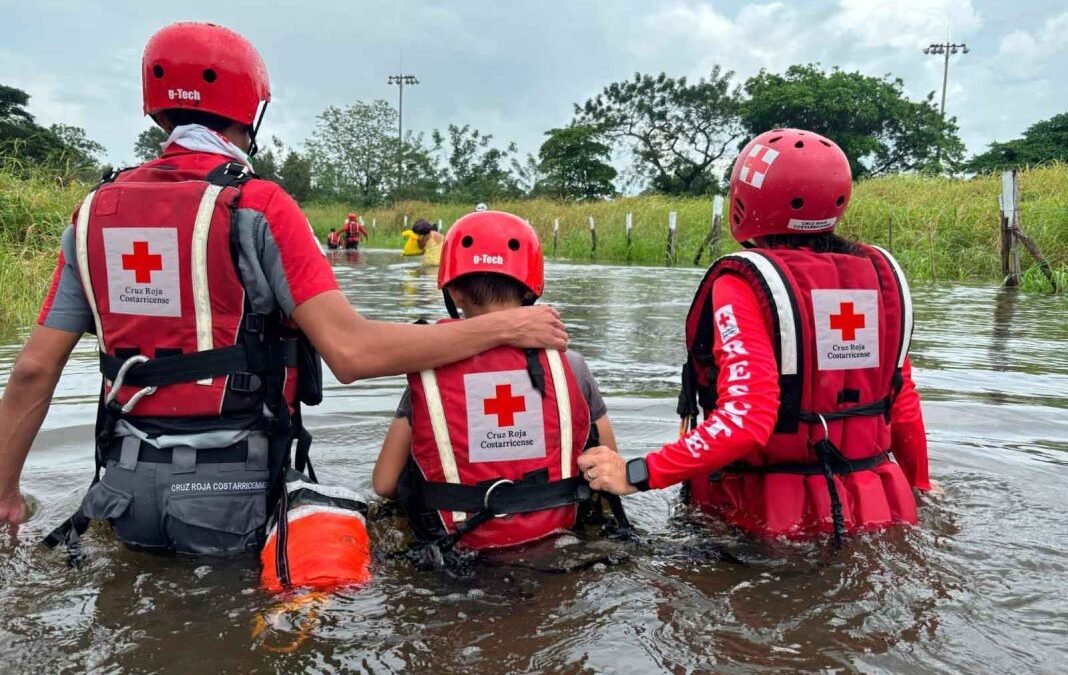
xmin=2 ymin=161 xmax=1065 ymax=331
xmin=0 ymin=159 xmax=84 ymax=333
xmin=308 ymin=165 xmax=1068 ymax=283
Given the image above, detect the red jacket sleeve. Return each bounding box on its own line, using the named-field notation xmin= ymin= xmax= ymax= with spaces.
xmin=646 ymin=273 xmax=780 ymax=489
xmin=889 ymin=357 xmax=931 ymax=490
xmin=257 ymin=186 xmax=339 ymax=310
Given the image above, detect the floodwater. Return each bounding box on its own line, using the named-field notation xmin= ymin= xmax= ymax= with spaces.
xmin=1 ymin=248 xmax=1066 ymax=674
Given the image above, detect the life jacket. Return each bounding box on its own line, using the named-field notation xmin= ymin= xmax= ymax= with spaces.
xmin=328 ymin=231 xmax=341 ymax=247
xmin=401 ymin=343 xmax=592 ymax=550
xmin=44 ymin=159 xmax=324 ymax=557
xmin=677 ymin=244 xmax=917 ymax=540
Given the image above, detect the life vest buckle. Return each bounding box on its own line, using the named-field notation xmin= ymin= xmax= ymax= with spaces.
xmin=230 ymin=372 xmax=262 ymax=393
xmin=245 ymin=313 xmax=265 ymax=334
xmin=482 ymin=479 xmax=515 ymax=518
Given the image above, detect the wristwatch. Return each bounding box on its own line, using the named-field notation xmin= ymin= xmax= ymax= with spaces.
xmin=625 ymin=457 xmax=651 ymax=492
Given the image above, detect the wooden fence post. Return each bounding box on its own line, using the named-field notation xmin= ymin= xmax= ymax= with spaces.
xmin=437 ymin=218 xmax=443 ymax=232
xmin=403 ymin=214 xmax=409 ymax=231
xmin=371 ymin=217 xmax=376 ymax=231
xmin=625 ymin=212 xmax=633 ymax=252
xmin=589 ymin=216 xmax=597 ymax=255
xmin=666 ymin=211 xmax=678 ymax=265
xmin=553 ymin=218 xmax=559 ymax=258
xmin=694 ymin=195 xmax=723 ymax=266
xmin=1000 ymin=169 xmax=1058 ymax=290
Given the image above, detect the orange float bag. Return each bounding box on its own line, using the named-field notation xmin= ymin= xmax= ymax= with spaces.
xmin=261 ymin=471 xmax=372 ymax=593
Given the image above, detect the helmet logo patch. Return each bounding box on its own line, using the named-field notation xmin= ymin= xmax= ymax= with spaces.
xmin=474 ymin=254 xmax=504 ymax=265
xmin=739 ymin=144 xmax=780 ymax=189
xmin=168 ymin=88 xmax=202 ymax=102
xmin=787 ymin=217 xmax=837 ymax=232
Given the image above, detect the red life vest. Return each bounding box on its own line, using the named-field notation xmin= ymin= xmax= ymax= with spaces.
xmin=75 ymin=160 xmax=301 ymax=420
xmin=328 ymin=231 xmax=341 ymax=247
xmin=406 ymin=345 xmax=591 ymax=550
xmin=680 ymin=244 xmax=918 ymax=537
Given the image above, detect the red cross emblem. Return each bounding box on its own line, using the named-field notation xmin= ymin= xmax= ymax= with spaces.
xmin=121 ymin=241 xmax=163 ymax=284
xmin=718 ymin=312 xmax=734 ymax=331
xmin=483 ymin=383 xmax=526 ymax=427
xmin=829 ymin=302 xmax=866 ymax=341
xmin=739 ymin=144 xmax=779 ymax=189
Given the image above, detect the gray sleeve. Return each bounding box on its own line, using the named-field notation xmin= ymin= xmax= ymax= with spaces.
xmin=38 ymin=226 xmax=93 ymax=334
xmin=232 ymin=207 xmax=288 ymax=316
xmin=565 ymin=351 xmax=607 ymax=421
xmin=395 ymin=386 xmax=413 ymax=423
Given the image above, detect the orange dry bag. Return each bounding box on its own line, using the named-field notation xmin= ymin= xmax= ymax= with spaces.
xmin=261 ymin=471 xmax=372 ymax=593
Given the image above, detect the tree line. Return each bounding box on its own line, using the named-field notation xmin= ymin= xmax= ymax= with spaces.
xmin=4 ymin=62 xmax=1067 ymax=204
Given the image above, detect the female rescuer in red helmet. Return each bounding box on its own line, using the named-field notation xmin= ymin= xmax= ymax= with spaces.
xmin=579 ymin=129 xmax=933 ymax=543
xmin=373 ymin=211 xmax=622 ymax=553
xmin=0 ymin=22 xmax=566 ymax=558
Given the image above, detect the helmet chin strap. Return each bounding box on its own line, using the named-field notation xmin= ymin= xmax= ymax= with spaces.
xmin=442 ymin=290 xmax=461 ymax=319
xmin=247 ymin=101 xmax=269 ymax=158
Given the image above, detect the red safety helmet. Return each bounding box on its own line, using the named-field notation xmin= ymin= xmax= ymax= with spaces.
xmin=728 ymin=128 xmax=852 ymax=244
xmin=347 ymin=213 xmax=357 ymax=220
xmin=142 ymin=22 xmax=271 ymax=126
xmin=439 ymin=211 xmax=544 ymax=299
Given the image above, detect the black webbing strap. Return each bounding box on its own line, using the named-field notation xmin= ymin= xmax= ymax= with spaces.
xmin=99 ymin=345 xmax=250 ymax=388
xmin=722 ymin=451 xmax=890 ymax=477
xmin=420 ymin=476 xmax=591 ymax=516
xmin=798 ymin=398 xmax=890 ymax=424
xmin=526 ymin=349 xmax=546 ymax=396
xmin=274 ymin=484 xmax=292 ymax=589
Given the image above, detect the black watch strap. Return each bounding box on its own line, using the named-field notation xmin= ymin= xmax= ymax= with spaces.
xmin=626 ymin=457 xmax=651 ymax=492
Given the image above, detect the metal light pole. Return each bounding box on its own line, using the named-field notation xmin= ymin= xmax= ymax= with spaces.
xmin=387 ymin=73 xmax=419 ymax=189
xmin=923 ymin=42 xmax=969 ymax=116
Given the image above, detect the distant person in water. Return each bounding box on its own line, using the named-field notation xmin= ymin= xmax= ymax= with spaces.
xmin=374 ymin=210 xmax=620 ymax=552
xmin=327 ymin=228 xmax=341 ymax=250
xmin=579 ymin=128 xmax=932 ymax=544
xmin=342 ymin=213 xmax=368 ymax=250
xmin=412 ymin=219 xmax=444 ymax=266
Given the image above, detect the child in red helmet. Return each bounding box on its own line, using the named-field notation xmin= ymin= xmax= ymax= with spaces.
xmin=580 ymin=129 xmax=932 ymax=544
xmin=374 ymin=210 xmax=621 ymax=551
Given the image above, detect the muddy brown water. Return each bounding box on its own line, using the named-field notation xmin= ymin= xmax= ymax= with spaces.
xmin=1 ymin=249 xmax=1066 ymax=674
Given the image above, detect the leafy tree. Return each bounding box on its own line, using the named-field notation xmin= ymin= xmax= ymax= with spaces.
xmin=392 ymin=132 xmax=444 ymax=201
xmin=252 ymin=136 xmax=284 ymax=182
xmin=305 ymin=100 xmax=397 ymax=205
xmin=575 ymin=67 xmax=743 ymax=195
xmin=967 ymin=112 xmax=1068 ymax=173
xmin=741 ymin=64 xmax=964 ymax=176
xmin=0 ymin=84 xmax=104 ymax=173
xmin=134 ymin=126 xmax=168 ymax=162
xmin=536 ymin=125 xmax=616 ymax=200
xmin=434 ymin=124 xmax=522 ymax=203
xmin=279 ymin=150 xmax=313 ymax=202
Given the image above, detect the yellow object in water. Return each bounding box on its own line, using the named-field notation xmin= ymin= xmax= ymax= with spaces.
xmin=422 ymin=231 xmax=443 ymax=266
xmin=401 ymin=230 xmax=424 ymax=256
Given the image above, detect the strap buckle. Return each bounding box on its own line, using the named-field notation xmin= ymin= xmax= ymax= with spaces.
xmin=245 ymin=313 xmax=264 ymax=334
xmin=229 ymin=372 xmax=262 ymax=393
xmin=482 ymin=479 xmax=514 ymax=518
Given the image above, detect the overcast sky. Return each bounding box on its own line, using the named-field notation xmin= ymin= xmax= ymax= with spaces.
xmin=2 ymin=0 xmax=1066 ymax=168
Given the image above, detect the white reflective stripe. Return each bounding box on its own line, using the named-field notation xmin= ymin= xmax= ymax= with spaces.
xmin=265 ymin=504 xmax=367 ymax=541
xmin=74 ymin=190 xmax=106 ymax=353
xmin=285 ymin=479 xmax=365 ymax=503
xmin=727 ymin=251 xmax=798 ymax=376
xmin=545 ymin=350 xmax=573 ymax=479
xmin=419 ymin=369 xmax=465 ymax=522
xmin=191 ymin=184 xmax=223 ymax=385
xmin=871 ymin=246 xmax=914 ymax=368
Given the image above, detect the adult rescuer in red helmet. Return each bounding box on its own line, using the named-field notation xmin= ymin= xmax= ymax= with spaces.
xmin=579 ymin=129 xmax=933 ymax=544
xmin=0 ymin=23 xmax=566 ymax=558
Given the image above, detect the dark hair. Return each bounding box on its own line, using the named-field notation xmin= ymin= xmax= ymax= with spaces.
xmin=759 ymin=232 xmax=861 ymax=255
xmin=447 ymin=273 xmax=534 ymax=307
xmin=412 ymin=219 xmax=434 ymax=235
xmin=160 ymin=108 xmax=237 ymax=133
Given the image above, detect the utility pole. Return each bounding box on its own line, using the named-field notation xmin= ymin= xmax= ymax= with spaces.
xmin=387 ymin=73 xmax=419 ymax=190
xmin=923 ymin=42 xmax=969 ymax=117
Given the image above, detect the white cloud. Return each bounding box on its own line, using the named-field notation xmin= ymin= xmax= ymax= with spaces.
xmin=831 ymin=0 xmax=981 ymax=50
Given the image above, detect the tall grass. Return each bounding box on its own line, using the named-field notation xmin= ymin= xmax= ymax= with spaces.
xmin=0 ymin=159 xmax=84 ymax=332
xmin=1 ymin=161 xmax=1065 ymax=330
xmin=307 ymin=165 xmax=1068 ymax=284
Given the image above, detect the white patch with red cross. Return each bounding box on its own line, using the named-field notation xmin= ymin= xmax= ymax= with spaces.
xmin=464 ymin=369 xmax=546 ymax=463
xmin=738 ymin=144 xmax=780 ymax=189
xmin=102 ymin=228 xmax=181 ymax=317
xmin=811 ymin=289 xmax=880 ymax=371
xmin=715 ymin=304 xmax=740 ymax=343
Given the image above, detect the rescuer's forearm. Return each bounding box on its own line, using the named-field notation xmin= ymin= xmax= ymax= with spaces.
xmin=0 ymin=367 xmax=63 ymax=499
